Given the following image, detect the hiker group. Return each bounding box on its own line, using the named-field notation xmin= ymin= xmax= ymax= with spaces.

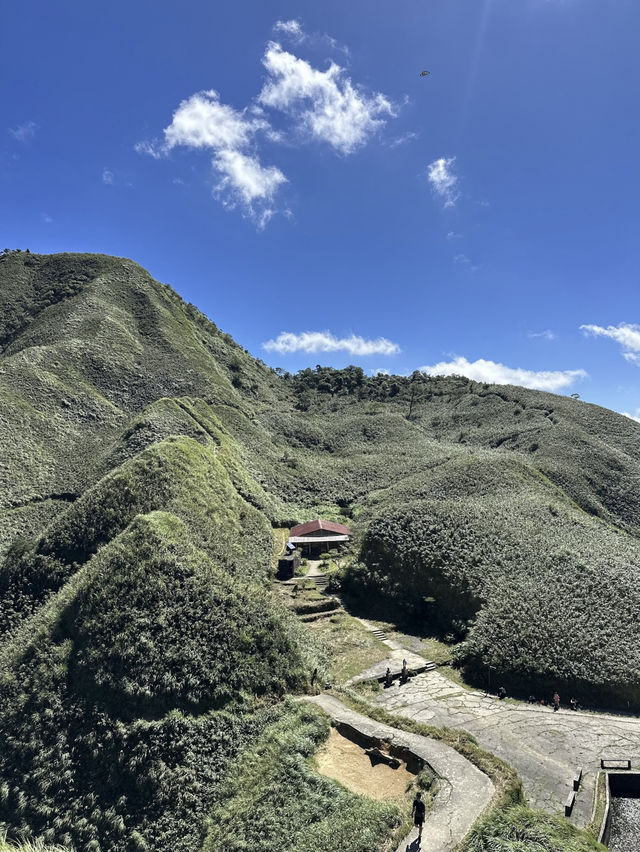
xmin=498 ymin=687 xmax=580 ymax=711
xmin=384 ymin=659 xmax=410 ymax=689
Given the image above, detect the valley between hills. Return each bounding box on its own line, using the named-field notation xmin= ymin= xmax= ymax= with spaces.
xmin=2 ymin=250 xmax=639 ymax=852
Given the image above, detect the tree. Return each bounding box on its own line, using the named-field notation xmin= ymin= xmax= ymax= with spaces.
xmin=407 ymin=371 xmax=427 ymax=419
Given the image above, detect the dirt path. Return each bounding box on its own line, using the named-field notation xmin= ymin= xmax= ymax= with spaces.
xmin=305 ymin=694 xmax=494 ymax=852
xmin=305 ymin=559 xmax=324 ymax=577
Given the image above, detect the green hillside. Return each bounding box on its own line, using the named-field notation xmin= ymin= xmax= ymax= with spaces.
xmin=1 ymin=250 xmax=639 ymax=849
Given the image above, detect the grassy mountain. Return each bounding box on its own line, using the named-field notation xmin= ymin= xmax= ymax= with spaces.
xmin=1 ymin=250 xmax=639 ymax=848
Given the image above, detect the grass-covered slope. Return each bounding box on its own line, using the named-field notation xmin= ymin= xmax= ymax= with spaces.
xmin=203 ymin=700 xmax=404 ymax=852
xmin=0 ymin=435 xmax=276 ymax=636
xmin=461 ymin=804 xmax=605 ymax=852
xmin=0 ymin=513 xmax=317 ymax=851
xmin=0 ymin=250 xmax=285 ymax=554
xmin=346 ymin=481 xmax=640 ymax=704
xmin=284 ymin=373 xmax=640 ymax=706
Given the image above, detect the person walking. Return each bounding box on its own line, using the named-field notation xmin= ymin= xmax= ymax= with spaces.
xmin=412 ymin=791 xmax=425 ymax=842
xmin=553 ymin=692 xmax=560 ymax=712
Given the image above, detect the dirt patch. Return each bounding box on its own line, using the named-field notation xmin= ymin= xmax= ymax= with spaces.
xmin=315 ymin=727 xmax=415 ymax=801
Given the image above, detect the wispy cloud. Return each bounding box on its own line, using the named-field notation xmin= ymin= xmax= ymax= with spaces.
xmin=9 ymin=121 xmax=38 ymax=142
xmin=528 ymin=329 xmax=556 ymax=341
xmin=263 ymin=331 xmax=401 ymax=356
xmin=258 ymin=42 xmax=395 ymax=154
xmin=273 ymin=19 xmax=305 ymax=43
xmin=419 ymin=356 xmax=587 ymax=392
xmin=388 ymin=131 xmax=419 ymax=148
xmin=273 ymin=19 xmax=349 ymax=55
xmin=427 ymin=156 xmax=459 ymax=207
xmin=102 ymin=168 xmax=115 ymax=185
xmin=581 ymin=323 xmax=640 ymax=364
xmin=446 ymin=231 xmax=462 ymax=240
xmin=453 ymin=253 xmax=479 ymax=272
xmin=41 ymin=213 xmax=53 ymax=224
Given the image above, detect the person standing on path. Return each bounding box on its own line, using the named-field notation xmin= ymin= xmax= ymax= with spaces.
xmin=412 ymin=791 xmax=425 ymax=842
xmin=553 ymin=692 xmax=560 ymax=712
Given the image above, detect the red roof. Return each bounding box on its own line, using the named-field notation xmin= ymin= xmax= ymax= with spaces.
xmin=290 ymin=518 xmax=351 ymax=537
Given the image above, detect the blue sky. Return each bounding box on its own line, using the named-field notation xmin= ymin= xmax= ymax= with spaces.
xmin=2 ymin=0 xmax=639 ymax=417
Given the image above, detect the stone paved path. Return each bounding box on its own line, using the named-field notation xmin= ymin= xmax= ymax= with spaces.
xmin=305 ymin=694 xmax=494 ymax=852
xmin=370 ymin=670 xmax=640 ymax=826
xmin=346 ymin=616 xmax=435 ymax=685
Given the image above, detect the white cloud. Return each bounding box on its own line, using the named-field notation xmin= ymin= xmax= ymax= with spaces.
xmin=419 ymin=356 xmax=587 ymax=392
xmin=621 ymin=409 xmax=640 ymax=424
xmin=263 ymin=331 xmax=401 ymax=356
xmin=213 ymin=149 xmax=287 ymax=228
xmin=137 ymin=26 xmax=396 ymax=226
xmin=102 ymin=168 xmax=115 ymax=185
xmin=581 ymin=323 xmax=640 ymax=364
xmin=273 ymin=19 xmax=305 ymax=42
xmin=447 ymin=231 xmax=462 ymax=240
xmin=259 ymin=42 xmax=394 ymax=154
xmin=137 ymin=90 xmax=285 ymax=227
xmin=162 ymin=90 xmax=267 ymax=153
xmin=9 ymin=121 xmax=38 ymax=142
xmin=528 ymin=329 xmax=556 ymax=341
xmin=427 ymin=156 xmax=459 ymax=207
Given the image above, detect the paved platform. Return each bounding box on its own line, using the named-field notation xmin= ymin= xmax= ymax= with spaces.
xmin=371 ymin=669 xmax=640 ymax=826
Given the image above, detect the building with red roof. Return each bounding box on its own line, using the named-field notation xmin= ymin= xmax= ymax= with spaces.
xmin=288 ymin=518 xmax=351 ymax=555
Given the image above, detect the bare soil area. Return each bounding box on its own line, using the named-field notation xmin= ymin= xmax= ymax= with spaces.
xmin=314 ymin=727 xmax=415 ymax=802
